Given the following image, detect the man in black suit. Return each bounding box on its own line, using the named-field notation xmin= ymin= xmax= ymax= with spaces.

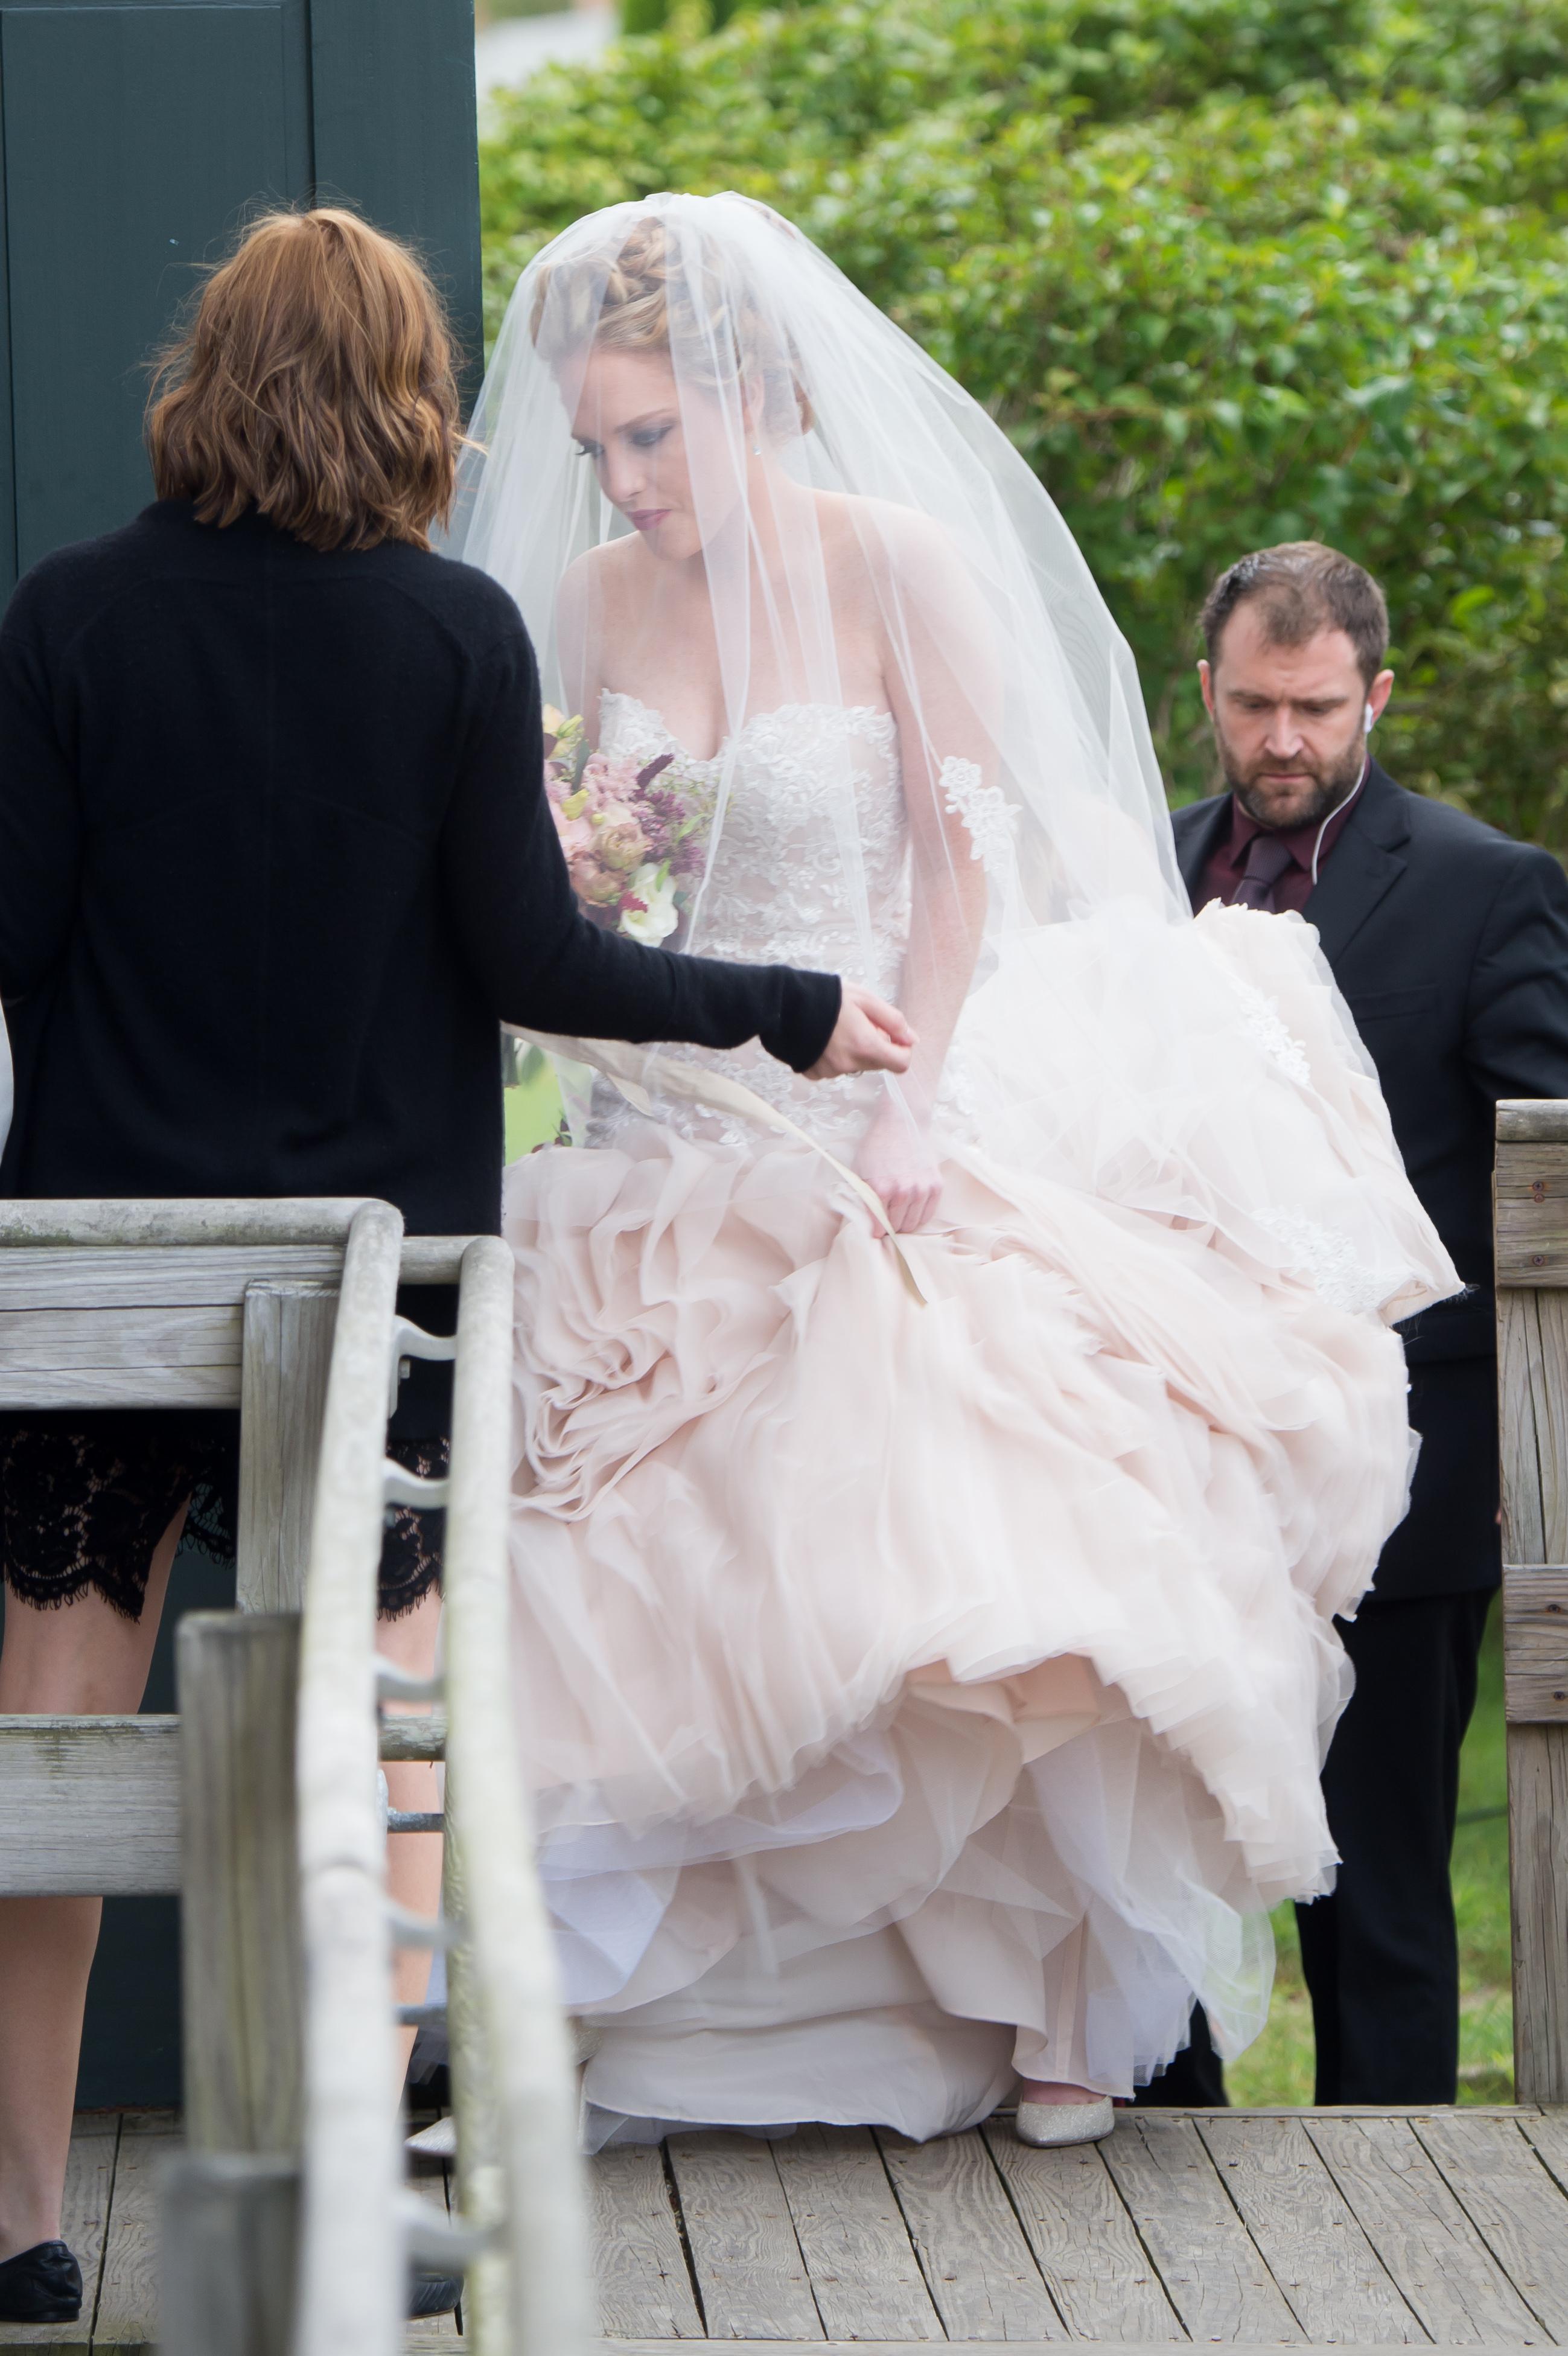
xmin=1162 ymin=541 xmax=1568 ymax=2104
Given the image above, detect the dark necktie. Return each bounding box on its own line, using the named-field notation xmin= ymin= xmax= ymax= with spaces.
xmin=1232 ymin=832 xmax=1294 ymax=912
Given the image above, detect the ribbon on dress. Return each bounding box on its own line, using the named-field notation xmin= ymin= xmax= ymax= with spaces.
xmin=515 ymin=1030 xmax=929 ymax=1308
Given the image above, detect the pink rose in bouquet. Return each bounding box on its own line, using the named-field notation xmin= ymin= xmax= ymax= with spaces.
xmin=543 ymin=709 xmax=713 ymax=946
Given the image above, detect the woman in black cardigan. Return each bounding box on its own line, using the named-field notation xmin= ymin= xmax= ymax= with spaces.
xmin=0 ymin=207 xmax=910 ymax=2323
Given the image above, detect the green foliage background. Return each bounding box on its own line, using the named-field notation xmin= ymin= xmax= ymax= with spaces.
xmin=479 ymin=0 xmax=1568 ymax=835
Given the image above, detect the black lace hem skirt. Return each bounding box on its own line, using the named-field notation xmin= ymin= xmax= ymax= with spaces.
xmin=0 ymin=1410 xmax=447 ymax=1623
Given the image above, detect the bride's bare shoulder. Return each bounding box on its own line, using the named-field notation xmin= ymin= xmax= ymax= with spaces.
xmin=815 ymin=490 xmax=968 ymax=592
xmin=557 ymin=537 xmax=642 ymax=626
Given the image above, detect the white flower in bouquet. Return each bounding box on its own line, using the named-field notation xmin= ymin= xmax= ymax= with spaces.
xmin=619 ymin=861 xmax=681 ymax=945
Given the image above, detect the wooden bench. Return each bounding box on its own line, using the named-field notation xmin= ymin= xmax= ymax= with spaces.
xmin=0 ymin=1200 xmax=591 ymax=2356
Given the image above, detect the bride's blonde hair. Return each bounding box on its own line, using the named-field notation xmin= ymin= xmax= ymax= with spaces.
xmin=531 ymin=211 xmax=815 ymax=436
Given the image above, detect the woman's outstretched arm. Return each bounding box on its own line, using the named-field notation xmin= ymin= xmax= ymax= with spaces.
xmin=440 ymin=615 xmax=913 ymax=1081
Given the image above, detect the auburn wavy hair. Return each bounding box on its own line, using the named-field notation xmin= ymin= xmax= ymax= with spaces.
xmin=146 ymin=208 xmax=462 ymax=552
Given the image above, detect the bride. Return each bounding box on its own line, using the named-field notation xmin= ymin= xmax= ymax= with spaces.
xmin=447 ymin=192 xmax=1458 ymax=2145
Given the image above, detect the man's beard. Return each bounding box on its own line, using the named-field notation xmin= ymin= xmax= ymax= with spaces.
xmin=1221 ymin=733 xmax=1366 ymax=832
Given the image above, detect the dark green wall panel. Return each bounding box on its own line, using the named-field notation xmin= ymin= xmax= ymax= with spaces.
xmin=311 ymin=0 xmax=483 ymax=397
xmin=3 ymin=5 xmax=295 ymax=573
xmin=0 ymin=0 xmax=479 ymax=594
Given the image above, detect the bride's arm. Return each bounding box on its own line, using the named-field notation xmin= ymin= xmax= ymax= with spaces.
xmin=854 ymin=523 xmax=998 ymax=1231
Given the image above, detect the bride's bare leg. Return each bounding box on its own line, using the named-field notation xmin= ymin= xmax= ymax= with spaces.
xmin=0 ymin=1510 xmax=183 ymax=2261
xmin=1018 ymin=2078 xmax=1103 ymax=2105
xmin=378 ymin=1585 xmax=444 ymax=2083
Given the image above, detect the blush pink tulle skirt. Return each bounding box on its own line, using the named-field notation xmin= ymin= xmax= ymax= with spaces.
xmin=501 ymin=904 xmax=1459 ymax=2139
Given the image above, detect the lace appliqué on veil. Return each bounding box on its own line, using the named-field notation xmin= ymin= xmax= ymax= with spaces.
xmin=1228 ymin=978 xmax=1311 ymax=1088
xmin=1254 ymin=1208 xmax=1402 ymax=1318
xmin=941 ymin=758 xmax=1016 ymax=882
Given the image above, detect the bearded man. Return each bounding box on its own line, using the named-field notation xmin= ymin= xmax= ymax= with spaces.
xmin=1160 ymin=541 xmax=1568 ymax=2104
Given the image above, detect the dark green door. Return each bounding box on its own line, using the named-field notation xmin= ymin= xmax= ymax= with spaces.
xmin=0 ymin=0 xmax=480 ymax=595
xmin=0 ymin=0 xmax=480 ymax=2103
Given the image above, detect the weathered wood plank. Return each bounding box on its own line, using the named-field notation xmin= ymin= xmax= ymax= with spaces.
xmin=1499 ymin=1103 xmax=1568 ymax=1146
xmin=665 ymin=2132 xmax=823 ymax=2341
xmin=1509 ymin=1725 xmax=1568 ymax=2105
xmin=590 ymin=2145 xmax=704 ymax=2340
xmin=0 ymin=2112 xmax=118 ymax=2350
xmin=1503 ymin=1566 xmax=1568 ymax=1722
xmin=1197 ymin=2113 xmax=1424 ymax=2343
xmin=0 ymin=1243 xmax=345 ymax=1310
xmin=1500 ymin=1291 xmax=1550 ymax=1568
xmin=94 ymin=2110 xmax=179 ymax=2351
xmin=1498 ymin=1271 xmax=1568 ymax=2102
xmin=404 ymin=2156 xmax=463 ymax=2349
xmin=876 ymin=2127 xmax=1065 ymax=2343
xmin=1512 ymin=2105 xmax=1568 ymax=2230
xmin=0 ymin=1304 xmax=242 ymax=1369
xmin=237 ymin=1285 xmax=337 ymax=1614
xmin=1307 ymin=2113 xmax=1543 ymax=2343
xmin=1499 ymin=1291 xmax=1568 ymax=1565
xmin=1496 ymin=1144 xmax=1568 ymax=1285
xmin=770 ymin=2127 xmax=939 ymax=2345
xmin=982 ymin=2121 xmax=1182 ymax=2342
xmin=0 ymin=1304 xmax=242 ymax=1408
xmin=179 ymin=1615 xmax=304 ymax=2160
xmin=0 ymin=1199 xmax=368 ymax=1250
xmin=158 ymin=2150 xmax=299 ymax=2356
xmin=381 ymin=1712 xmax=448 ymax=1763
xmin=0 ymin=1200 xmax=466 ymax=1270
xmin=1100 ymin=2112 xmax=1303 ymax=2343
xmin=1416 ymin=2111 xmax=1568 ymax=2340
xmin=0 ymin=1717 xmax=179 ymax=1896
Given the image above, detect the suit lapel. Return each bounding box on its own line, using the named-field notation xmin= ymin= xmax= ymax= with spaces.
xmin=1302 ymin=764 xmax=1412 ymax=964
xmin=1174 ymin=797 xmax=1231 ymax=904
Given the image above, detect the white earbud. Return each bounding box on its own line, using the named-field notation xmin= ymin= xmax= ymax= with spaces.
xmin=1363 ymin=700 xmax=1375 ymax=735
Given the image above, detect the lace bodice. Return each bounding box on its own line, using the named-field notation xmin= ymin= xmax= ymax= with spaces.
xmin=588 ymin=693 xmax=920 ymax=1155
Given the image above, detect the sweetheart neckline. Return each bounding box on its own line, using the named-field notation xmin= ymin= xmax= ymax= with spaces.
xmin=598 ymin=688 xmax=896 ymax=771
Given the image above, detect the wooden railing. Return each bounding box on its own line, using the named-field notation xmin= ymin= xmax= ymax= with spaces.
xmin=1496 ymin=1105 xmax=1568 ymax=2105
xmin=0 ymin=1199 xmax=591 ymax=2354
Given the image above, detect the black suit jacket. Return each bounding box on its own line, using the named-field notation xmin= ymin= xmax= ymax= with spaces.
xmin=1174 ymin=765 xmax=1568 ymax=1595
xmin=1175 ymin=763 xmax=1568 ymax=1362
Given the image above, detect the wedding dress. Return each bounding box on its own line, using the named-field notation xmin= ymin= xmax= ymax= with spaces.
xmin=448 ymin=192 xmax=1461 ymax=2139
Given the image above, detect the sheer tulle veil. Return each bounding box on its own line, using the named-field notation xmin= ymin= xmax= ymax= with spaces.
xmin=445 ymin=188 xmax=1185 ymax=999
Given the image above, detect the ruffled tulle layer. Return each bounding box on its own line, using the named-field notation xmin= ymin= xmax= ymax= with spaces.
xmin=503 ymin=903 xmax=1458 ymax=2130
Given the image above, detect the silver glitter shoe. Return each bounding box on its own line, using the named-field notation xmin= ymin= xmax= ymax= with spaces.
xmin=1014 ymin=2094 xmax=1114 ymax=2147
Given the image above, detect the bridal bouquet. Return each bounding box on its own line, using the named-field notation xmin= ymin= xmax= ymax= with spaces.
xmin=543 ymin=707 xmax=712 ymax=947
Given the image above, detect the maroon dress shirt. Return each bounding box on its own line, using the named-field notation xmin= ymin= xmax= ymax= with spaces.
xmin=1195 ymin=762 xmax=1369 ymax=915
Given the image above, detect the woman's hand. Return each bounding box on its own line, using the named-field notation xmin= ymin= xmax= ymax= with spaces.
xmin=805 ymin=982 xmax=916 ymax=1081
xmin=854 ymin=1107 xmax=943 ymax=1234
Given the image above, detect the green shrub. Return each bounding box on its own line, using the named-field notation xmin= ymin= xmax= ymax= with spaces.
xmin=480 ymin=0 xmax=1568 ymax=838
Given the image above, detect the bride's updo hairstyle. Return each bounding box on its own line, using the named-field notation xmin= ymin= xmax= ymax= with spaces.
xmin=530 ymin=209 xmax=815 ymax=440
xmin=146 ymin=207 xmax=463 ymax=552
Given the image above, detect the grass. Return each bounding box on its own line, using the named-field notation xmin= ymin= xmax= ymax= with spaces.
xmin=503 ymin=1053 xmax=566 ymax=1161
xmin=507 ymin=1054 xmax=1512 ymax=2105
xmin=1229 ymin=1607 xmax=1510 ymax=2105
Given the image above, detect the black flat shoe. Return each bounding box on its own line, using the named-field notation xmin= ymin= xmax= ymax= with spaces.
xmin=0 ymin=2239 xmax=83 ymax=2323
xmin=408 ymin=2271 xmax=461 ymax=2319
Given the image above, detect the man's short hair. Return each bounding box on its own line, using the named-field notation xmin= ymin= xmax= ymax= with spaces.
xmin=1200 ymin=541 xmax=1389 ymax=685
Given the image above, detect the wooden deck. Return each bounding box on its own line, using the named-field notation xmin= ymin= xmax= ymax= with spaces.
xmin=13 ymin=2104 xmax=1568 ymax=2350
